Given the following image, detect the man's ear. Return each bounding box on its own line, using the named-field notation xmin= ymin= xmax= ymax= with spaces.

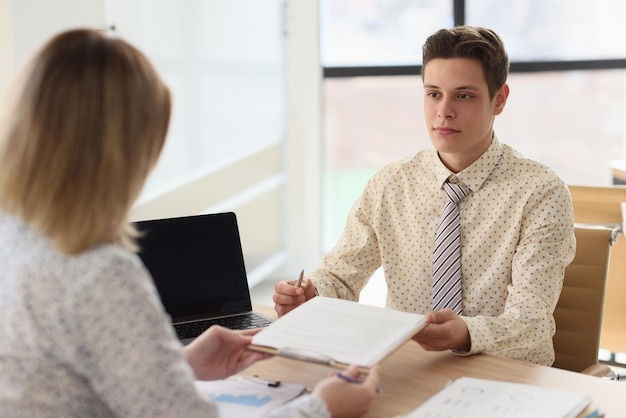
xmin=493 ymin=83 xmax=509 ymax=115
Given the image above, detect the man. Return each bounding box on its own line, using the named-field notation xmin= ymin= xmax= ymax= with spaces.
xmin=273 ymin=26 xmax=575 ymax=366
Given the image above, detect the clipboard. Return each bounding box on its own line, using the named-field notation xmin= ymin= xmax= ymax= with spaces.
xmin=248 ymin=297 xmax=428 ymax=373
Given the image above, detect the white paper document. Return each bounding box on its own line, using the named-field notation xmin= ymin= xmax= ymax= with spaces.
xmin=195 ymin=376 xmax=307 ymax=418
xmin=403 ymin=377 xmax=592 ymax=418
xmin=249 ymin=296 xmax=427 ymax=369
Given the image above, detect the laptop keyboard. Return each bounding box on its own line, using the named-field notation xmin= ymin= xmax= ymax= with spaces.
xmin=174 ymin=313 xmax=272 ymax=340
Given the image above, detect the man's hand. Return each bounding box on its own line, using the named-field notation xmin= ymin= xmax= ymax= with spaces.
xmin=412 ymin=309 xmax=471 ymax=352
xmin=272 ymin=276 xmax=316 ymax=317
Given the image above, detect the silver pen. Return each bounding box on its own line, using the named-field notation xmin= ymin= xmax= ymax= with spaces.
xmin=295 ymin=269 xmax=304 ymax=287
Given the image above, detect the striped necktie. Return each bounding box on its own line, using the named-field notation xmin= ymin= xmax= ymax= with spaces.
xmin=433 ymin=181 xmax=470 ymax=315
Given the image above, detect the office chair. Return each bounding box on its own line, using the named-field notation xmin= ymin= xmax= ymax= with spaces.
xmin=568 ymin=185 xmax=626 ymax=356
xmin=552 ymin=225 xmax=617 ymax=379
xmin=568 ymin=185 xmax=626 ymax=227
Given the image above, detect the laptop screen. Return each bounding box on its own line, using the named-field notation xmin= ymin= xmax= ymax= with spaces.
xmin=134 ymin=212 xmax=254 ymax=323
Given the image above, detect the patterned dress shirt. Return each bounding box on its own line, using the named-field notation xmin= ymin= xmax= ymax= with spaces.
xmin=0 ymin=213 xmax=329 ymax=418
xmin=311 ymin=136 xmax=575 ymax=365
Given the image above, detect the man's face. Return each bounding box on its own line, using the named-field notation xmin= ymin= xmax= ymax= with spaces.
xmin=423 ymin=57 xmax=508 ymax=172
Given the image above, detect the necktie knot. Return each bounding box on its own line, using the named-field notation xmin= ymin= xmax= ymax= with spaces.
xmin=443 ymin=182 xmax=470 ymax=205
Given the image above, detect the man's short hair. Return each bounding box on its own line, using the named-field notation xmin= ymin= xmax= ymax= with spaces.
xmin=422 ymin=26 xmax=509 ymax=98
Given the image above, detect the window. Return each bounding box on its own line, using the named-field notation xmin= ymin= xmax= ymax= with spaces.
xmin=467 ymin=0 xmax=626 ymax=61
xmin=108 ymin=0 xmax=285 ymax=202
xmin=320 ymin=0 xmax=626 ymax=250
xmin=108 ymin=0 xmax=288 ymax=286
xmin=320 ymin=0 xmax=451 ymax=67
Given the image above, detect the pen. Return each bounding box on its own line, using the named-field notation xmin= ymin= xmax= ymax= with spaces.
xmin=295 ymin=269 xmax=304 ymax=288
xmin=235 ymin=375 xmax=281 ymax=388
xmin=334 ymin=372 xmax=382 ymax=394
xmin=335 ymin=372 xmax=362 ymax=384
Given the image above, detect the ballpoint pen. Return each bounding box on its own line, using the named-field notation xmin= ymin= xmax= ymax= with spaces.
xmin=334 ymin=372 xmax=382 ymax=394
xmin=335 ymin=372 xmax=361 ymax=384
xmin=234 ymin=375 xmax=281 ymax=388
xmin=295 ymin=269 xmax=304 ymax=287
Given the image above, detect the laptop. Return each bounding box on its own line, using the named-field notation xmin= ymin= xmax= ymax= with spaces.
xmin=134 ymin=212 xmax=273 ymax=344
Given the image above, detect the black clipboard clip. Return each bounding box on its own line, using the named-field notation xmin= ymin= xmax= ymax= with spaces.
xmin=235 ymin=375 xmax=281 ymax=388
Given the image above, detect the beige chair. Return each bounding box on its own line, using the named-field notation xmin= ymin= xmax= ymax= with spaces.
xmin=568 ymin=185 xmax=626 ymax=354
xmin=568 ymin=185 xmax=626 ymax=226
xmin=553 ymin=226 xmax=616 ymax=378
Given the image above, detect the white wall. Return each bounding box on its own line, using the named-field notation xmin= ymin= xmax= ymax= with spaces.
xmin=11 ymin=0 xmax=105 ymax=68
xmin=0 ymin=0 xmax=324 ymax=284
xmin=284 ymin=0 xmax=323 ymax=271
xmin=0 ymin=0 xmax=14 ymax=110
xmin=0 ymin=0 xmax=105 ymax=115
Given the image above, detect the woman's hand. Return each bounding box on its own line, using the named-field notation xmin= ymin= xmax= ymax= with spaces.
xmin=185 ymin=326 xmax=272 ymax=380
xmin=313 ymin=365 xmax=381 ymax=418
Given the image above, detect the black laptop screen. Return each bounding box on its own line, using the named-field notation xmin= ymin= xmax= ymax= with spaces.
xmin=134 ymin=212 xmax=253 ymax=323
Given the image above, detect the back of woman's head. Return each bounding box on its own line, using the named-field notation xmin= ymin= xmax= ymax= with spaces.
xmin=0 ymin=29 xmax=171 ymax=254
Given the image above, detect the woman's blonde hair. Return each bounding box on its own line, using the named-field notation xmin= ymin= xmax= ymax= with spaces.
xmin=0 ymin=29 xmax=171 ymax=254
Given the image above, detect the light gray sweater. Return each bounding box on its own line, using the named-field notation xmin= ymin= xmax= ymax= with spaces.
xmin=0 ymin=213 xmax=328 ymax=418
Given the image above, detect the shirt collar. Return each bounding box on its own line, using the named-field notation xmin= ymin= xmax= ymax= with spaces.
xmin=433 ymin=135 xmax=504 ymax=192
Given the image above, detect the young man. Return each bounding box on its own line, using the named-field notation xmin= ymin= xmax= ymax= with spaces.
xmin=273 ymin=26 xmax=575 ymax=366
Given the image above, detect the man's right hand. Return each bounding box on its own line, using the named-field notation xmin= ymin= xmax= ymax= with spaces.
xmin=272 ymin=275 xmax=316 ymax=317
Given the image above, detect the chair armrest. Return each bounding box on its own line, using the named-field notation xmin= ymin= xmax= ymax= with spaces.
xmin=581 ymin=364 xmax=619 ymax=380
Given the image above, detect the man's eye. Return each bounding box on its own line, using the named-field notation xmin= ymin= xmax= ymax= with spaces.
xmin=458 ymin=93 xmax=472 ymax=99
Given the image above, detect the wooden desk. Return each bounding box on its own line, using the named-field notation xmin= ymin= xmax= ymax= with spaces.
xmin=249 ymin=305 xmax=626 ymax=417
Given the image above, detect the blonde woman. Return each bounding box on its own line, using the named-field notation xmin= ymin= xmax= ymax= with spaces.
xmin=0 ymin=29 xmax=379 ymax=418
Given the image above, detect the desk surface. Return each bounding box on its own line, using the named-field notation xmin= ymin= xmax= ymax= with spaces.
xmin=249 ymin=304 xmax=626 ymax=417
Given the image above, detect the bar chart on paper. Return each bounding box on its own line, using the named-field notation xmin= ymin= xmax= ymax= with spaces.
xmin=212 ymin=393 xmax=272 ymax=407
xmin=195 ymin=377 xmax=307 ymax=417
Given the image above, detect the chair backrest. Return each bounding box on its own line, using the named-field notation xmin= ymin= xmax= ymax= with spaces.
xmin=552 ymin=226 xmax=613 ymax=372
xmin=568 ymin=184 xmax=626 ymax=225
xmin=568 ymin=184 xmax=626 ymax=354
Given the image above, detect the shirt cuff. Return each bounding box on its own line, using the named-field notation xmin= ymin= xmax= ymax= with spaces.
xmin=450 ymin=348 xmax=472 ymax=356
xmin=457 ymin=316 xmax=491 ymax=355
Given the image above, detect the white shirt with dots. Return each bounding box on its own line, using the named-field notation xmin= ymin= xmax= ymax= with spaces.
xmin=311 ymin=136 xmax=575 ymax=366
